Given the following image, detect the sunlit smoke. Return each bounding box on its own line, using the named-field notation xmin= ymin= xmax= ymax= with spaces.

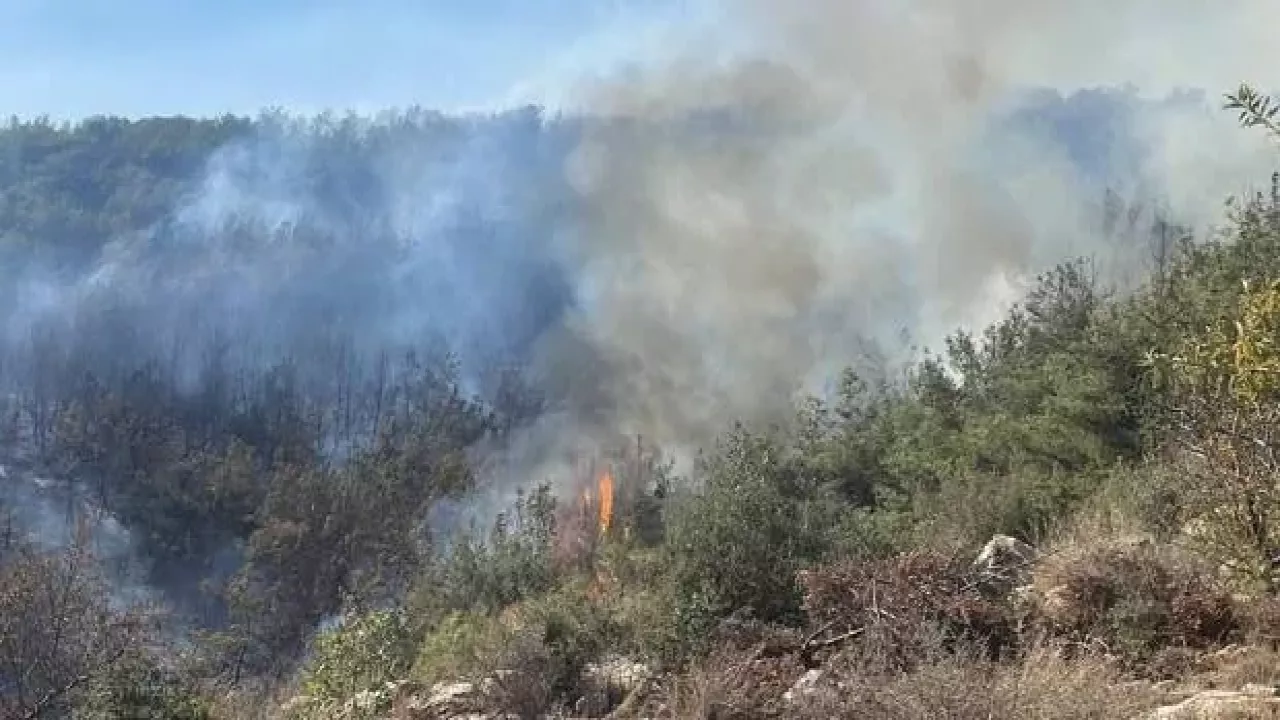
xmin=0 ymin=0 xmax=1278 ymax=623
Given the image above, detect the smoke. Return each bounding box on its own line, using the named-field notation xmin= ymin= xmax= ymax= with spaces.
xmin=0 ymin=460 xmax=154 ymax=610
xmin=527 ymin=0 xmax=1280 ymax=456
xmin=0 ymin=0 xmax=1278 ymax=569
xmin=0 ymin=110 xmax=580 ymax=419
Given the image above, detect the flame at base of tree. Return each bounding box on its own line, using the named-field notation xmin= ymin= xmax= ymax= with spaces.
xmin=550 ymin=437 xmax=665 ymax=579
xmin=597 ymin=469 xmax=614 ymax=536
xmin=553 ymin=455 xmax=619 ymax=573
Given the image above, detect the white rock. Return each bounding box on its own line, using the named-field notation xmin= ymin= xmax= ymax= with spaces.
xmin=783 ymin=668 xmax=826 ymax=704
xmin=1143 ymin=689 xmax=1280 ymax=719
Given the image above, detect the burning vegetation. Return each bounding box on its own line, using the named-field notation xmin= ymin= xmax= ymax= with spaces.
xmin=4 ymin=21 xmax=1280 ymax=717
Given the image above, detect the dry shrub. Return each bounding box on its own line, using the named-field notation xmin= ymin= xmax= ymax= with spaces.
xmin=710 ymin=611 xmax=805 ymax=658
xmin=1144 ymin=644 xmax=1203 ymax=680
xmin=1197 ymin=644 xmax=1280 ymax=690
xmin=793 ymin=643 xmax=1161 ymax=720
xmin=647 ymin=655 xmax=747 ymax=720
xmin=1241 ymin=594 xmax=1280 ymax=649
xmin=483 ymin=631 xmax=557 ymax=720
xmin=1031 ymin=537 xmax=1238 ymax=658
xmin=798 ymin=550 xmax=1016 ymax=669
xmin=646 ymin=649 xmax=804 ymax=720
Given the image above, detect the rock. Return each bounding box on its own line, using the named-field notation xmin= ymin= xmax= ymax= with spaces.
xmin=972 ymin=534 xmax=1037 ymax=595
xmin=418 ymin=681 xmax=484 ymax=716
xmin=585 ymin=656 xmax=652 ymax=694
xmin=1142 ymin=688 xmax=1280 ymax=719
xmin=578 ymin=656 xmax=653 ymax=716
xmin=783 ymin=668 xmax=826 ymax=704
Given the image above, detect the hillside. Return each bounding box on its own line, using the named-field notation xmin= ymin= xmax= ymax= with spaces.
xmin=2 ymin=86 xmax=1280 ymax=720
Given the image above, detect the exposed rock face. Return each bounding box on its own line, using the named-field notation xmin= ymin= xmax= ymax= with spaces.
xmin=1141 ymin=684 xmax=1280 ymax=719
xmin=584 ymin=656 xmax=652 ymax=696
xmin=393 ymin=681 xmax=505 ymax=719
xmin=390 ymin=660 xmax=654 ymax=719
xmin=972 ymin=534 xmax=1037 ymax=595
xmin=782 ymin=668 xmax=827 ymax=705
xmin=577 ymin=656 xmax=653 ymax=717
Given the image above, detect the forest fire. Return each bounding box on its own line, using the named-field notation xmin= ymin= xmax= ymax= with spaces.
xmin=597 ymin=469 xmax=614 ymax=536
xmin=573 ymin=467 xmax=615 ymax=539
xmin=555 ymin=456 xmax=623 ymax=576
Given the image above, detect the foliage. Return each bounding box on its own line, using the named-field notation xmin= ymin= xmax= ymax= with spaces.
xmin=1226 ymin=84 xmax=1280 ymax=139
xmin=0 ymin=532 xmax=148 ymax=720
xmin=412 ymin=611 xmax=510 ymax=686
xmin=1150 ymin=272 xmax=1280 ymax=587
xmin=497 ymin=582 xmax=621 ymax=705
xmin=293 ymin=609 xmax=415 ymax=717
xmin=426 ymin=484 xmax=558 ymax=617
xmin=75 ymin=649 xmax=213 ymax=720
xmin=664 ymin=426 xmax=839 ymax=628
xmin=3 ymin=87 xmax=1280 ymax=718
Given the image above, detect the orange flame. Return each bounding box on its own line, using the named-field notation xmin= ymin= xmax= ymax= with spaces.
xmin=598 ymin=469 xmax=614 ymax=536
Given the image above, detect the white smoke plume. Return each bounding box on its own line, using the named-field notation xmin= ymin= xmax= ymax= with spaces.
xmin=1 ymin=0 xmax=1278 ymax=535
xmin=520 ymin=0 xmax=1280 ymax=457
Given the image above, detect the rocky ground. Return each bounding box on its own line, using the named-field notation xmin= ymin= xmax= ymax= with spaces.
xmin=299 ymin=535 xmax=1280 ymax=720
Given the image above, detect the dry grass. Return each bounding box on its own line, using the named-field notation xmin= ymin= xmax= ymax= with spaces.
xmin=1196 ymin=645 xmax=1280 ymax=691
xmin=792 ymin=643 xmax=1163 ymax=720
xmin=641 ymin=648 xmax=803 ymax=720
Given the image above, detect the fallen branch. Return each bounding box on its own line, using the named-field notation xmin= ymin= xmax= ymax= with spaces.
xmin=798 ymin=625 xmax=865 ymax=668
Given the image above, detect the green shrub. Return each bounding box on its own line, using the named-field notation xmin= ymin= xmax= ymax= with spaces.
xmin=609 ymin=582 xmax=690 ymax=668
xmin=76 ymin=649 xmax=213 ymax=720
xmin=414 ymin=485 xmax=558 ymax=622
xmin=414 ymin=582 xmax=621 ymax=715
xmin=665 ymin=427 xmax=836 ymax=628
xmin=412 ymin=611 xmax=510 ymax=685
xmin=294 ymin=609 xmax=415 ymax=716
xmin=911 ymin=468 xmax=1099 ymax=552
xmin=505 ymin=582 xmax=619 ymax=699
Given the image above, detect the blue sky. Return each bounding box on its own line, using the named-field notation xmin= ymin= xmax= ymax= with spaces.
xmin=0 ymin=0 xmax=705 ymax=118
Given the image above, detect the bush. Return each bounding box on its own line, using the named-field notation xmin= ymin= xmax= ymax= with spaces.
xmin=649 ymin=647 xmax=804 ymax=719
xmin=76 ymin=648 xmax=213 ymax=720
xmin=412 ymin=611 xmax=510 ymax=686
xmin=419 ymin=485 xmax=558 ymax=619
xmin=798 ymin=550 xmax=1017 ymax=669
xmin=483 ymin=631 xmax=559 ymax=719
xmin=608 ymin=583 xmax=694 ymax=669
xmin=291 ymin=609 xmax=415 ymax=719
xmin=1030 ymin=537 xmax=1238 ymax=659
xmin=500 ymin=582 xmax=619 ymax=702
xmin=913 ymin=468 xmax=1099 ymax=552
xmin=664 ymin=427 xmax=837 ymax=629
xmin=412 ymin=581 xmax=618 ymax=715
xmin=1241 ymin=594 xmax=1280 ymax=649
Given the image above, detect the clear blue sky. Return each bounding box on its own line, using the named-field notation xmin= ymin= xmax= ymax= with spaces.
xmin=0 ymin=0 xmax=705 ymax=118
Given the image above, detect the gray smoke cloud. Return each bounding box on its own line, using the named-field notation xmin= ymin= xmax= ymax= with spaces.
xmin=1 ymin=0 xmax=1278 ymax=537
xmin=525 ymin=0 xmax=1280 ymax=460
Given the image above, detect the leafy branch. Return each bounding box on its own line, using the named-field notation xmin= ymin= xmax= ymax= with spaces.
xmin=1225 ymin=83 xmax=1280 ymax=140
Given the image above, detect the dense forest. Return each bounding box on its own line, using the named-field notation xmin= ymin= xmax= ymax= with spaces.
xmin=4 ymin=84 xmax=1280 ymax=720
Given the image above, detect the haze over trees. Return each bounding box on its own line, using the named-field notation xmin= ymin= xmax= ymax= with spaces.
xmin=2 ymin=82 xmax=1280 ymax=719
